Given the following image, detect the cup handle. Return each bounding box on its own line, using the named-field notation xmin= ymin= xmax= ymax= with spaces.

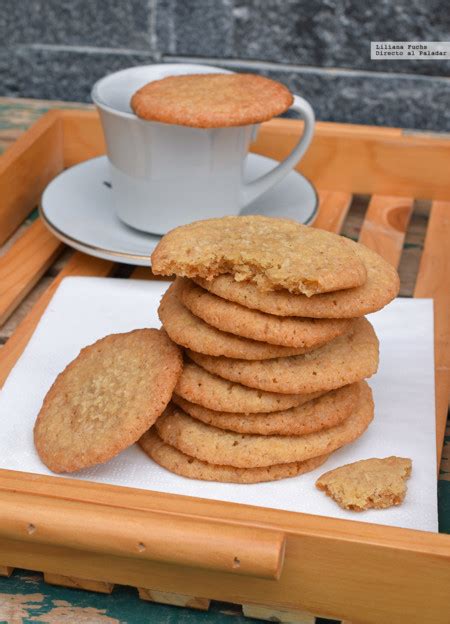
xmin=240 ymin=94 xmax=315 ymax=207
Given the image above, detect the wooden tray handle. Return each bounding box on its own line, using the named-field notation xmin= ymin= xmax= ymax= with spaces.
xmin=0 ymin=491 xmax=285 ymax=580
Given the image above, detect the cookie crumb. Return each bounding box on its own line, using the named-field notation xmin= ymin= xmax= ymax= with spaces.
xmin=316 ymin=456 xmax=412 ymax=511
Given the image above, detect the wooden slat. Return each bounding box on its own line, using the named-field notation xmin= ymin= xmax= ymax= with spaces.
xmin=44 ymin=573 xmax=113 ymax=593
xmin=414 ymin=201 xmax=450 ymax=466
xmin=0 ymin=565 xmax=13 ymax=577
xmin=313 ymin=191 xmax=352 ymax=233
xmin=0 ymin=253 xmax=113 ymax=387
xmin=61 ymin=110 xmax=105 ymax=168
xmin=60 ymin=112 xmax=401 ymax=170
xmin=242 ymin=603 xmax=315 ymax=623
xmin=0 ymin=111 xmax=63 ymax=246
xmin=252 ymin=119 xmax=450 ymax=201
xmin=359 ymin=195 xmax=414 ymax=268
xmin=0 ymin=219 xmax=64 ymax=325
xmin=138 ymin=588 xmax=210 ymax=610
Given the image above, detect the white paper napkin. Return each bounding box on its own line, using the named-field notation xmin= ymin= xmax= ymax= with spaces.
xmin=0 ymin=277 xmax=437 ymax=531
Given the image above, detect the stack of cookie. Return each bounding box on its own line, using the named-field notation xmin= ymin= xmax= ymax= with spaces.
xmin=140 ymin=216 xmax=399 ymax=484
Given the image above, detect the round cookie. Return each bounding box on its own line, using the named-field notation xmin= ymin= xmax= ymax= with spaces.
xmin=173 ymin=383 xmax=358 ymax=436
xmin=188 ymin=318 xmax=379 ymax=394
xmin=155 ymin=382 xmax=374 ymax=468
xmin=139 ymin=429 xmax=330 ymax=484
xmin=159 ymin=281 xmax=310 ymax=360
xmin=151 ymin=216 xmax=367 ymax=296
xmin=34 ymin=329 xmax=183 ymax=473
xmin=195 ymin=242 xmax=399 ymax=318
xmin=175 ymin=362 xmax=320 ymax=413
xmin=131 ymin=73 xmax=293 ymax=128
xmin=179 ymin=278 xmax=353 ymax=348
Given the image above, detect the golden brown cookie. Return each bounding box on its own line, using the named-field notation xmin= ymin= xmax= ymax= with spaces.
xmin=139 ymin=429 xmax=330 ymax=483
xmin=173 ymin=383 xmax=358 ymax=436
xmin=151 ymin=216 xmax=367 ymax=296
xmin=316 ymin=456 xmax=412 ymax=511
xmin=159 ymin=281 xmax=310 ymax=359
xmin=155 ymin=382 xmax=374 ymax=468
xmin=34 ymin=329 xmax=183 ymax=473
xmin=130 ymin=73 xmax=293 ymax=128
xmin=179 ymin=278 xmax=353 ymax=348
xmin=194 ymin=242 xmax=399 ymax=318
xmin=188 ymin=318 xmax=379 ymax=394
xmin=175 ymin=361 xmax=320 ymax=414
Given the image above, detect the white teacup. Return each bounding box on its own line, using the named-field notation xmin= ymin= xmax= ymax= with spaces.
xmin=92 ymin=64 xmax=315 ymax=235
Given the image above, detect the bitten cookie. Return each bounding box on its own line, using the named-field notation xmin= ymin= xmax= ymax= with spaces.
xmin=131 ymin=73 xmax=293 ymax=128
xmin=316 ymin=456 xmax=412 ymax=511
xmin=151 ymin=216 xmax=367 ymax=296
xmin=175 ymin=361 xmax=319 ymax=414
xmin=155 ymin=382 xmax=374 ymax=468
xmin=159 ymin=280 xmax=310 ymax=359
xmin=34 ymin=329 xmax=183 ymax=473
xmin=173 ymin=383 xmax=358 ymax=436
xmin=179 ymin=278 xmax=353 ymax=348
xmin=188 ymin=318 xmax=379 ymax=394
xmin=140 ymin=429 xmax=330 ymax=484
xmin=194 ymin=242 xmax=399 ymax=318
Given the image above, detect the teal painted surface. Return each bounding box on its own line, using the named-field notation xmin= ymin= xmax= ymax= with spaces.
xmin=0 ymin=100 xmax=92 ymax=133
xmin=438 ymin=416 xmax=450 ymax=534
xmin=438 ymin=481 xmax=450 ymax=534
xmin=0 ymin=569 xmax=253 ymax=624
xmin=27 ymin=208 xmax=39 ymax=223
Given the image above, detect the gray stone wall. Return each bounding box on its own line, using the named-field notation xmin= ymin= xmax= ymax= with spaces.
xmin=1 ymin=0 xmax=449 ymax=131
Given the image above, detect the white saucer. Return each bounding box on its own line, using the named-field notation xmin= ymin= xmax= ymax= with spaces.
xmin=40 ymin=155 xmax=318 ymax=266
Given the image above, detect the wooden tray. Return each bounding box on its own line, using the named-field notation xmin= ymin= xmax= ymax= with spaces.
xmin=0 ymin=110 xmax=449 ymax=624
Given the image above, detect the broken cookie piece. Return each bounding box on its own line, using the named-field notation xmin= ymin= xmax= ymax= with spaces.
xmin=315 ymin=456 xmax=412 ymax=511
